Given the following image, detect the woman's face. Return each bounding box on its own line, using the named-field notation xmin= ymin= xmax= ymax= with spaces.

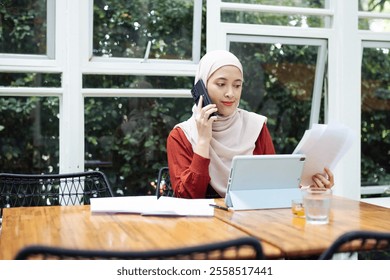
xmin=206 ymin=65 xmax=243 ymax=117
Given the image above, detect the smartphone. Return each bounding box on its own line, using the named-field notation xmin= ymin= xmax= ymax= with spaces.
xmin=191 ymin=79 xmax=217 ymax=117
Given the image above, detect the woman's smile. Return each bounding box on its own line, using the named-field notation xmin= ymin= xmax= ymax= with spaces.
xmin=221 ymin=101 xmax=235 ymax=106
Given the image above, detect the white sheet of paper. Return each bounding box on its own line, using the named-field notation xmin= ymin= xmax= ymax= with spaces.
xmin=293 ymin=123 xmax=355 ymax=186
xmin=90 ymin=196 xmax=215 ymax=217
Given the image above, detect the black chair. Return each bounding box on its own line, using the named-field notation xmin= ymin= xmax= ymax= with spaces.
xmin=14 ymin=236 xmax=264 ymax=260
xmin=318 ymin=230 xmax=390 ymax=260
xmin=156 ymin=166 xmax=174 ymax=198
xmin=0 ymin=171 xmax=114 ymax=221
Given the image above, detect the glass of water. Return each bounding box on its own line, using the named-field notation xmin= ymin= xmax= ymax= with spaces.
xmin=302 ymin=188 xmax=332 ymax=225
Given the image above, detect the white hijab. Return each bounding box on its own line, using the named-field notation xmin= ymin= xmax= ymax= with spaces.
xmin=176 ymin=50 xmax=266 ymax=197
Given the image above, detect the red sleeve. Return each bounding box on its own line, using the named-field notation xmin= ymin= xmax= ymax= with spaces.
xmin=166 ymin=127 xmax=211 ymax=198
xmin=253 ymin=123 xmax=276 ymax=155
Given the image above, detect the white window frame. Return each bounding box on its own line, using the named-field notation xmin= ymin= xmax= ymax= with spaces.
xmin=82 ymin=0 xmax=202 ymax=76
xmin=58 ymin=0 xmax=203 ymax=173
xmin=358 ymin=5 xmax=390 ymax=198
xmin=359 ymin=41 xmax=390 ymax=196
xmin=226 ymin=34 xmax=327 ymax=128
xmin=358 ymin=2 xmax=390 ymax=201
xmin=0 ymin=0 xmax=58 ymax=71
xmin=1 ymin=0 xmax=203 ymax=174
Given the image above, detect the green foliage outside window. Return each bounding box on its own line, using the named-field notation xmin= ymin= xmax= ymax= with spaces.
xmin=0 ymin=0 xmax=46 ymax=54
xmin=361 ymin=47 xmax=390 ymax=187
xmin=93 ymin=0 xmax=195 ymax=60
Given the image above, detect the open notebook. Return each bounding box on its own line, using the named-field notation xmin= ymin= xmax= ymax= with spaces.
xmin=90 ymin=196 xmax=215 ymax=216
xmin=225 ymin=154 xmax=306 ymax=210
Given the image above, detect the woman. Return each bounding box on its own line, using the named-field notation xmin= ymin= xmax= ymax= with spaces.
xmin=167 ymin=50 xmax=333 ymax=198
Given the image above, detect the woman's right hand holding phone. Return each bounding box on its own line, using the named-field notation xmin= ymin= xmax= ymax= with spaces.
xmin=194 ymin=95 xmax=218 ymax=158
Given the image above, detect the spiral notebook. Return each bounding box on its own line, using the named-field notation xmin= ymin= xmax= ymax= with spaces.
xmin=225 ymin=154 xmax=306 ymax=210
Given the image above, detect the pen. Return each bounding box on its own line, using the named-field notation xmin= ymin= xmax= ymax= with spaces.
xmin=209 ymin=204 xmax=229 ymax=211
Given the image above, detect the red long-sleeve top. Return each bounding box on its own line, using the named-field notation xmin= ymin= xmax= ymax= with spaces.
xmin=166 ymin=124 xmax=275 ymax=198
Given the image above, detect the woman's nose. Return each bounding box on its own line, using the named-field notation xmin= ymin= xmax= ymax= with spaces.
xmin=224 ymin=87 xmax=235 ymax=98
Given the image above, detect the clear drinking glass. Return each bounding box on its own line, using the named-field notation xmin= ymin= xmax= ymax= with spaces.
xmin=302 ymin=188 xmax=332 ymax=224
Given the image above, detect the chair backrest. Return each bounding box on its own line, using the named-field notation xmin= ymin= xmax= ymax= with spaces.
xmin=0 ymin=171 xmax=114 ymax=218
xmin=14 ymin=236 xmax=264 ymax=260
xmin=156 ymin=167 xmax=174 ymax=199
xmin=318 ymin=230 xmax=390 ymax=260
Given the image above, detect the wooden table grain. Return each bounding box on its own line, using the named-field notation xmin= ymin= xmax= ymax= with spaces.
xmin=2 ymin=196 xmax=386 ymax=260
xmin=0 ymin=205 xmax=281 ymax=260
xmin=214 ymin=196 xmax=390 ymax=258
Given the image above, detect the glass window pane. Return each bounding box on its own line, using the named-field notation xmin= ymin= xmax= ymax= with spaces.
xmin=361 ymin=46 xmax=390 ymax=187
xmin=222 ymin=0 xmax=324 ymax=8
xmin=221 ymin=11 xmax=325 ymax=27
xmin=221 ymin=0 xmax=326 ymax=27
xmin=0 ymin=73 xmax=61 ymax=87
xmin=0 ymin=96 xmax=59 ymax=173
xmin=0 ymin=0 xmax=47 ymax=55
xmin=85 ymin=97 xmax=193 ymax=196
xmin=229 ymin=41 xmax=324 ymax=153
xmin=83 ymin=75 xmax=193 ymax=89
xmin=359 ymin=0 xmax=390 ymax=31
xmin=93 ymin=0 xmax=195 ymax=60
xmin=359 ymin=18 xmax=390 ymax=32
xmin=359 ymin=0 xmax=390 ymax=12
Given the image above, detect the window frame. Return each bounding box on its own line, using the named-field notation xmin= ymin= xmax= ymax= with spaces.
xmin=360 ymin=40 xmax=390 ymax=195
xmin=226 ymin=34 xmax=328 ymax=128
xmin=83 ymin=0 xmax=203 ymax=76
xmin=0 ymin=0 xmax=56 ymax=70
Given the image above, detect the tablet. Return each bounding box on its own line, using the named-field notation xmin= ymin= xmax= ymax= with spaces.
xmin=225 ymin=154 xmax=306 ymax=210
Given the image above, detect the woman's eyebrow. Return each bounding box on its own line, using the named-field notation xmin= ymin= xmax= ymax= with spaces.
xmin=214 ymin=77 xmax=228 ymax=81
xmin=214 ymin=77 xmax=242 ymax=82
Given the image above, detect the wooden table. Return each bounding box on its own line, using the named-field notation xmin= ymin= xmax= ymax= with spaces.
xmin=214 ymin=196 xmax=390 ymax=258
xmin=2 ymin=196 xmax=388 ymax=260
xmin=0 ymin=205 xmax=281 ymax=260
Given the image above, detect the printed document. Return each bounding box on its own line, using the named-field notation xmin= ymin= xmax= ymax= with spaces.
xmin=293 ymin=123 xmax=355 ymax=186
